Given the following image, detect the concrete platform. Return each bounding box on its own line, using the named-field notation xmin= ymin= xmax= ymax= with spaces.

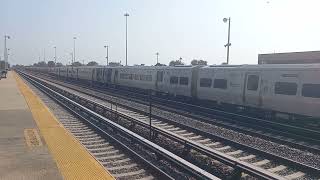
xmin=0 ymin=72 xmax=114 ymax=180
xmin=0 ymin=72 xmax=63 ymax=179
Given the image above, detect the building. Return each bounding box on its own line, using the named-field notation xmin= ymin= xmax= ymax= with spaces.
xmin=258 ymin=51 xmax=320 ymax=64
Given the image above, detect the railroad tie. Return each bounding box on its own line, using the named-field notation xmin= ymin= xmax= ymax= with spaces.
xmin=267 ymin=165 xmax=287 ymax=173
xmin=215 ymin=146 xmax=231 ymax=151
xmin=188 ymin=135 xmax=202 ymax=140
xmin=112 ymin=169 xmax=146 ymax=178
xmin=238 ymin=154 xmax=256 ymax=161
xmin=284 ymin=172 xmax=305 ymax=180
xmin=196 ymin=138 xmax=211 ymax=143
xmin=166 ymin=127 xmax=180 ymax=131
xmin=252 ymin=159 xmax=270 ymax=166
xmin=107 ymin=163 xmax=138 ymax=171
xmin=179 ymin=132 xmax=194 ymax=136
xmin=98 ymin=154 xmax=125 ymax=160
xmin=226 ymin=150 xmax=243 ymax=155
xmin=205 ymin=142 xmax=221 ymax=147
xmin=173 ymin=129 xmax=187 ymax=133
xmin=136 ymin=176 xmax=154 ymax=180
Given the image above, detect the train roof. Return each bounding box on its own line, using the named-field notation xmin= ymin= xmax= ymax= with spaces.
xmin=202 ymin=63 xmax=320 ymax=70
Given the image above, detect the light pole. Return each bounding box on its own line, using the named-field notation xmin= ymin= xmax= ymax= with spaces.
xmin=70 ymin=52 xmax=73 ymax=66
xmin=155 ymin=52 xmax=159 ymax=64
xmin=104 ymin=45 xmax=109 ymax=66
xmin=54 ymin=46 xmax=57 ymax=64
xmin=73 ymin=37 xmax=77 ymax=63
xmin=4 ymin=35 xmax=10 ymax=69
xmin=124 ymin=13 xmax=129 ymax=66
xmin=223 ymin=17 xmax=231 ymax=64
xmin=43 ymin=48 xmax=46 ymax=62
xmin=7 ymin=48 xmax=10 ymax=65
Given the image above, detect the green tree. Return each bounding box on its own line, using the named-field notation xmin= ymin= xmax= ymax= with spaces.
xmin=169 ymin=57 xmax=185 ymax=66
xmin=87 ymin=61 xmax=99 ymax=66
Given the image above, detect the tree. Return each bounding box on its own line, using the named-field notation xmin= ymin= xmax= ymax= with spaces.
xmin=34 ymin=61 xmax=47 ymax=67
xmin=191 ymin=59 xmax=207 ymax=66
xmin=87 ymin=61 xmax=98 ymax=66
xmin=155 ymin=63 xmax=166 ymax=66
xmin=72 ymin=61 xmax=82 ymax=67
xmin=108 ymin=62 xmax=121 ymax=67
xmin=47 ymin=61 xmax=55 ymax=67
xmin=169 ymin=57 xmax=185 ymax=66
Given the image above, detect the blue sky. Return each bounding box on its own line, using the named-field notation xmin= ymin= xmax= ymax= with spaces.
xmin=1 ymin=0 xmax=320 ymax=66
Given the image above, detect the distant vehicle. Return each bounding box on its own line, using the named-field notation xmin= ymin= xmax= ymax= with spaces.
xmin=25 ymin=64 xmax=320 ymax=119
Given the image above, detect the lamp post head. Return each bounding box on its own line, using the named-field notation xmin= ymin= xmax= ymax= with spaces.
xmin=124 ymin=13 xmax=129 ymax=17
xmin=104 ymin=45 xmax=107 ymax=48
xmin=73 ymin=37 xmax=77 ymax=40
xmin=223 ymin=18 xmax=228 ymax=23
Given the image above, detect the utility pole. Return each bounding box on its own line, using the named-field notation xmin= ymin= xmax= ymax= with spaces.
xmin=104 ymin=45 xmax=109 ymax=66
xmin=43 ymin=48 xmax=46 ymax=62
xmin=155 ymin=52 xmax=159 ymax=64
xmin=124 ymin=13 xmax=129 ymax=66
xmin=70 ymin=52 xmax=73 ymax=66
xmin=73 ymin=37 xmax=77 ymax=62
xmin=4 ymin=35 xmax=10 ymax=70
xmin=54 ymin=46 xmax=57 ymax=64
xmin=223 ymin=17 xmax=231 ymax=64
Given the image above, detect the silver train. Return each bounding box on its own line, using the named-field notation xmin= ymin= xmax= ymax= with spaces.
xmin=26 ymin=64 xmax=320 ymax=119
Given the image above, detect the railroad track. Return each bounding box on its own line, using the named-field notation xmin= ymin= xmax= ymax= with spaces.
xmin=20 ymin=71 xmax=320 ymax=180
xmin=19 ymin=71 xmax=219 ymax=180
xmin=29 ymin=71 xmax=320 ymax=154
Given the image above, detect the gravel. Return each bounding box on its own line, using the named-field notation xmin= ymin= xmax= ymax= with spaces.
xmin=41 ymin=77 xmax=320 ymax=169
xmin=22 ymin=76 xmax=210 ymax=179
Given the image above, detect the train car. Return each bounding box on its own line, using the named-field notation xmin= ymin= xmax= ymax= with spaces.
xmin=114 ymin=66 xmax=160 ymax=91
xmin=162 ymin=66 xmax=199 ymax=98
xmin=77 ymin=66 xmax=94 ymax=83
xmin=197 ymin=65 xmax=245 ymax=106
xmin=59 ymin=66 xmax=68 ymax=78
xmin=196 ymin=64 xmax=320 ymax=118
xmin=91 ymin=66 xmax=116 ymax=86
xmin=25 ymin=64 xmax=320 ymax=118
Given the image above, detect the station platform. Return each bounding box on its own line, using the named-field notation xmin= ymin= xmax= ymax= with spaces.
xmin=0 ymin=71 xmax=114 ymax=180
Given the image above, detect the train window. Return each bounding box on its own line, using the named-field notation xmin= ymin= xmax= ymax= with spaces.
xmin=179 ymin=77 xmax=189 ymax=85
xmin=302 ymin=84 xmax=320 ymax=98
xmin=247 ymin=75 xmax=259 ymax=91
xmin=134 ymin=74 xmax=139 ymax=80
xmin=274 ymin=82 xmax=297 ymax=95
xmin=214 ymin=79 xmax=227 ymax=89
xmin=140 ymin=74 xmax=152 ymax=81
xmin=200 ymin=78 xmax=212 ymax=87
xmin=157 ymin=71 xmax=164 ymax=82
xmin=170 ymin=76 xmax=178 ymax=84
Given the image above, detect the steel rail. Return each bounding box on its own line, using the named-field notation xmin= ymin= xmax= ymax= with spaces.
xmin=19 ymin=71 xmax=220 ymax=180
xmin=20 ymin=71 xmax=320 ymax=179
xmin=28 ymin=71 xmax=320 ymax=154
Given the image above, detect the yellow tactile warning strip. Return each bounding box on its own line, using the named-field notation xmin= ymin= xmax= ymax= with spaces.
xmin=24 ymin=128 xmax=43 ymax=148
xmin=14 ymin=72 xmax=115 ymax=180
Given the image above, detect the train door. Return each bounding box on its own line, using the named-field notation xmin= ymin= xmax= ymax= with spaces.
xmin=156 ymin=71 xmax=164 ymax=90
xmin=243 ymin=73 xmax=262 ymax=107
xmin=96 ymin=68 xmax=102 ymax=82
xmin=76 ymin=68 xmax=79 ymax=80
xmin=106 ymin=69 xmax=112 ymax=83
xmin=114 ymin=70 xmax=118 ymax=84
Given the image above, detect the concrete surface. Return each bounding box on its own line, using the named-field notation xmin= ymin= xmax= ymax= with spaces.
xmin=0 ymin=72 xmax=63 ymax=180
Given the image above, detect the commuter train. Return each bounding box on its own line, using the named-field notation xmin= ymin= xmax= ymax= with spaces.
xmin=25 ymin=64 xmax=320 ymax=119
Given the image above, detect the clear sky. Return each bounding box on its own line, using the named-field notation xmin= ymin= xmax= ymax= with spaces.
xmin=1 ymin=0 xmax=320 ymax=66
